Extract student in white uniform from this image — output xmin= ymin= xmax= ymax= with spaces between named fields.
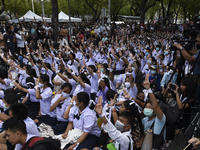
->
xmin=84 ymin=64 xmax=98 ymax=101
xmin=34 ymin=74 xmax=57 ymax=126
xmin=94 ymin=98 xmax=133 ymax=150
xmin=50 ymin=82 xmax=72 ymax=135
xmin=62 ymin=92 xmax=101 ymax=150
xmin=0 ymin=69 xmax=12 ymax=90
xmin=13 ymin=77 xmax=40 ymax=120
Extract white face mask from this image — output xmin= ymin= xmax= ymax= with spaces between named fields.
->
xmin=38 ymin=83 xmax=44 ymax=88
xmin=125 ymin=82 xmax=131 ymax=88
xmin=62 ymin=92 xmax=70 ymax=98
xmin=169 ymin=69 xmax=174 ymax=74
xmin=115 ymin=120 xmax=125 ymax=132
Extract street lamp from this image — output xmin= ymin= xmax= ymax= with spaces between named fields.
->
xmin=41 ymin=0 xmax=45 ymax=17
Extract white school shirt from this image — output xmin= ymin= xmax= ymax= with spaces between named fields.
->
xmin=67 ymin=60 xmax=79 ymax=75
xmin=88 ymin=73 xmax=98 ymax=94
xmin=102 ymin=119 xmax=133 ymax=150
xmin=46 ymin=69 xmax=54 ymax=84
xmin=115 ymin=59 xmax=123 ymax=70
xmin=53 ymin=75 xmax=65 ymax=93
xmin=51 ymin=94 xmax=71 ymax=122
xmin=0 ymin=90 xmax=3 ymax=98
xmin=73 ymin=84 xmax=91 ymax=99
xmin=15 ymin=33 xmax=25 ymax=48
xmin=0 ymin=78 xmax=12 ymax=90
xmin=32 ymin=65 xmax=40 ymax=77
xmin=40 ymin=87 xmax=56 ymax=118
xmin=69 ymin=106 xmax=101 ymax=137
xmin=26 ymin=89 xmax=40 ymax=102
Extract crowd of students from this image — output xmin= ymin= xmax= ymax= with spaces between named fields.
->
xmin=0 ymin=20 xmax=199 ymax=150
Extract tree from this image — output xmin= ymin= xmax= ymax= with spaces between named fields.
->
xmin=129 ymin=0 xmax=159 ymax=24
xmin=51 ymin=0 xmax=59 ymax=42
xmin=5 ymin=0 xmax=30 ymax=18
xmin=0 ymin=0 xmax=5 ymax=15
xmin=110 ymin=0 xmax=127 ymax=21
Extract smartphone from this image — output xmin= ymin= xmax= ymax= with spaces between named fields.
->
xmin=170 ymin=84 xmax=176 ymax=90
xmin=183 ymin=143 xmax=193 ymax=150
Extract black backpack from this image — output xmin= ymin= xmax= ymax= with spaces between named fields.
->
xmin=22 ymin=137 xmax=61 ymax=150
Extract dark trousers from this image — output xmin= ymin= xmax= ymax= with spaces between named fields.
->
xmin=52 ymin=121 xmax=68 ymax=135
xmin=37 ymin=115 xmax=58 ymax=126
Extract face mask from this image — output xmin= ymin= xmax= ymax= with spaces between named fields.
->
xmin=171 ymin=51 xmax=175 ymax=54
xmin=96 ymin=50 xmax=98 ymax=53
xmin=76 ymin=82 xmax=80 ymax=85
xmin=108 ymin=101 xmax=111 ymax=104
xmin=169 ymin=69 xmax=174 ymax=74
xmin=143 ymin=108 xmax=154 ymax=117
xmin=28 ymin=62 xmax=32 ymax=66
xmin=3 ymin=103 xmax=8 ymax=109
xmin=101 ymin=69 xmax=104 ymax=73
xmin=39 ymin=83 xmax=44 ymax=88
xmin=147 ymin=60 xmax=151 ymax=64
xmin=164 ymin=51 xmax=168 ymax=55
xmin=151 ymin=70 xmax=156 ymax=75
xmin=115 ymin=120 xmax=125 ymax=132
xmin=62 ymin=92 xmax=70 ymax=98
xmin=42 ymin=68 xmax=46 ymax=73
xmin=136 ymin=97 xmax=143 ymax=102
xmin=156 ymin=48 xmax=159 ymax=51
xmin=125 ymin=82 xmax=130 ymax=88
xmin=145 ymin=52 xmax=149 ymax=56
xmin=132 ymin=67 xmax=135 ymax=71
xmin=135 ymin=50 xmax=138 ymax=53
xmin=73 ymin=100 xmax=77 ymax=106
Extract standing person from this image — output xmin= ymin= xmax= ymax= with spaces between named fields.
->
xmin=14 ymin=28 xmax=25 ymax=55
xmin=3 ymin=26 xmax=16 ymax=55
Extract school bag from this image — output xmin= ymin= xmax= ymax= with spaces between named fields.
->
xmin=22 ymin=137 xmax=61 ymax=150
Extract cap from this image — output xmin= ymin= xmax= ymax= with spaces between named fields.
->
xmin=150 ymin=65 xmax=157 ymax=70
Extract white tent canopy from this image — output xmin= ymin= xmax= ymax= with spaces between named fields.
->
xmin=58 ymin=11 xmax=81 ymax=22
xmin=9 ymin=10 xmax=51 ymax=23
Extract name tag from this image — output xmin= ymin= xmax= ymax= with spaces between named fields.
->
xmin=7 ymin=39 xmax=10 ymax=43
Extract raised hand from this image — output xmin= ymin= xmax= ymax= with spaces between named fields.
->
xmin=143 ymin=74 xmax=150 ymax=90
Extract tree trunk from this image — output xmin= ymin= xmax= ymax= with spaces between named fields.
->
xmin=51 ymin=0 xmax=59 ymax=42
xmin=0 ymin=0 xmax=5 ymax=15
xmin=140 ymin=0 xmax=147 ymax=24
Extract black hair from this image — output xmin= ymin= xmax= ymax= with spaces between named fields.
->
xmin=181 ymin=77 xmax=195 ymax=97
xmin=26 ymin=77 xmax=35 ymax=89
xmin=79 ymin=73 xmax=91 ymax=86
xmin=65 ymin=70 xmax=72 ymax=78
xmin=40 ymin=74 xmax=49 ymax=84
xmin=0 ymin=69 xmax=8 ymax=79
xmin=61 ymin=82 xmax=72 ymax=91
xmin=123 ymin=100 xmax=144 ymax=135
xmin=27 ymin=69 xmax=37 ymax=78
xmin=44 ymin=63 xmax=51 ymax=70
xmin=36 ymin=60 xmax=42 ymax=64
xmin=77 ymin=92 xmax=89 ymax=107
xmin=88 ymin=65 xmax=97 ymax=72
xmin=9 ymin=103 xmax=29 ymax=120
xmin=20 ymin=63 xmax=25 ymax=68
xmin=135 ymin=60 xmax=141 ymax=68
xmin=4 ymin=88 xmax=17 ymax=96
xmin=144 ymin=100 xmax=152 ymax=108
xmin=4 ymin=93 xmax=18 ymax=105
xmin=3 ymin=117 xmax=27 ymax=135
xmin=24 ymin=65 xmax=31 ymax=71
xmin=70 ymin=53 xmax=76 ymax=60
xmin=119 ymin=112 xmax=134 ymax=126
xmin=102 ymin=77 xmax=111 ymax=90
xmin=6 ymin=26 xmax=11 ymax=31
xmin=106 ymin=89 xmax=117 ymax=101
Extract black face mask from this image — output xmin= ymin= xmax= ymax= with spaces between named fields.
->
xmin=197 ymin=44 xmax=200 ymax=49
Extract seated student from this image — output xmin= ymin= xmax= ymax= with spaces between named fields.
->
xmin=3 ymin=117 xmax=37 ymax=149
xmin=34 ymin=74 xmax=57 ymax=126
xmin=0 ymin=103 xmax=39 ymax=150
xmin=94 ymin=98 xmax=134 ymax=150
xmin=62 ymin=92 xmax=101 ymax=150
xmin=50 ymin=83 xmax=72 ymax=135
xmin=13 ymin=77 xmax=40 ymax=120
xmin=0 ymin=69 xmax=12 ymax=90
xmin=96 ymin=77 xmax=111 ymax=107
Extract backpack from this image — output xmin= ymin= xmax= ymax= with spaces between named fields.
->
xmin=159 ymin=98 xmax=180 ymax=140
xmin=22 ymin=137 xmax=61 ymax=150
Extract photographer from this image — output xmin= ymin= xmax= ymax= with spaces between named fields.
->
xmin=174 ymin=34 xmax=200 ymax=113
